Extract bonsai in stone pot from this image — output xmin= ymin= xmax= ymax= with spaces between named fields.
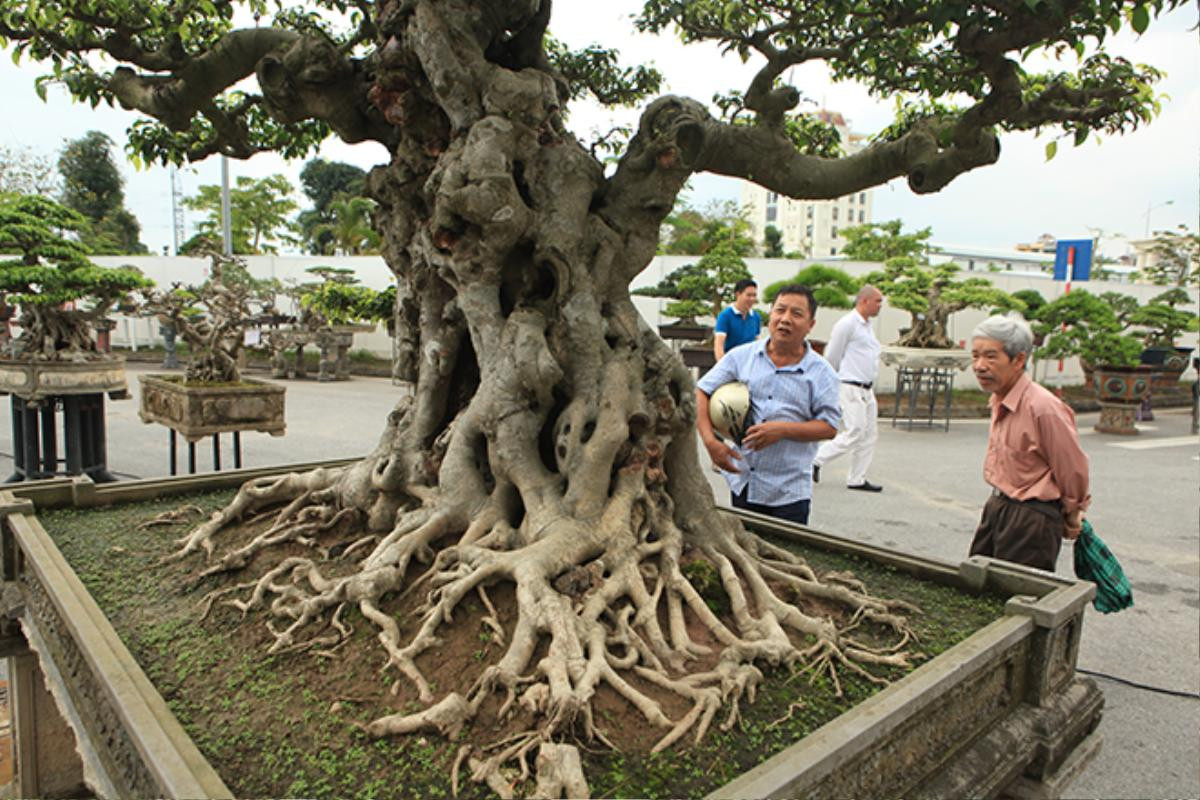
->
xmin=865 ymin=256 xmax=1022 ymax=350
xmin=634 ymin=243 xmax=754 ymax=368
xmin=1130 ymin=287 xmax=1198 ymax=385
xmin=0 ymin=195 xmax=151 ymax=366
xmin=1034 ymin=290 xmax=1146 ymax=434
xmin=293 ymin=266 xmax=390 ymax=381
xmin=137 ymin=252 xmax=285 ymax=444
xmin=0 ymin=194 xmax=152 ymax=481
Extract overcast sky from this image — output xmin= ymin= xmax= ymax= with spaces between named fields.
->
xmin=0 ymin=2 xmax=1195 ymax=258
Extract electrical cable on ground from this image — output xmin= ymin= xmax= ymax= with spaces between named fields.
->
xmin=1077 ymin=667 xmax=1200 ymax=700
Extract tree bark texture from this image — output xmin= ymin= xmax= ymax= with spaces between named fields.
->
xmin=173 ymin=2 xmax=918 ymax=794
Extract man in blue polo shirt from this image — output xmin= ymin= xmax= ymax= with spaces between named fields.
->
xmin=697 ymin=284 xmax=841 ymax=525
xmin=713 ymin=279 xmax=761 ymax=361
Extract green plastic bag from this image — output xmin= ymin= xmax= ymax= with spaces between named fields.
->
xmin=1073 ymin=520 xmax=1134 ymax=613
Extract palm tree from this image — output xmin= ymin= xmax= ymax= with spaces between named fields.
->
xmin=313 ymin=195 xmax=379 ymax=255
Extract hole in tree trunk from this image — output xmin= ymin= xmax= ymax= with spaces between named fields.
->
xmin=473 ymin=433 xmax=495 ymax=493
xmin=538 ymin=388 xmax=568 ymax=474
xmin=512 ymin=160 xmax=533 ymax=208
xmin=435 ymin=335 xmax=479 ymax=440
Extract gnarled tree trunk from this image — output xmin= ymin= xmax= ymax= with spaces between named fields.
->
xmin=173 ymin=3 xmax=916 ymax=794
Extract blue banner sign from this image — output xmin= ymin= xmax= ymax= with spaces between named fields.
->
xmin=1053 ymin=239 xmax=1093 ymax=282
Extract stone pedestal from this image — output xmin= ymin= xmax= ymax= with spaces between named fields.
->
xmin=1092 ymin=366 xmax=1155 ymax=435
xmin=138 ymin=375 xmax=286 ymax=442
xmin=0 ymin=359 xmax=127 ymax=483
xmin=880 ymin=347 xmax=972 ymax=430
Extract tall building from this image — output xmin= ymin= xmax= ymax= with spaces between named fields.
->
xmin=741 ymin=111 xmax=874 ymax=258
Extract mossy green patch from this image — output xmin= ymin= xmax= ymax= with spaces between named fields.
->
xmin=39 ymin=494 xmax=1005 ymax=799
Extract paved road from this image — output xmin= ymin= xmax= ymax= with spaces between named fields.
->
xmin=704 ymin=402 xmax=1200 ymax=799
xmin=2 ymin=361 xmax=1197 ymax=798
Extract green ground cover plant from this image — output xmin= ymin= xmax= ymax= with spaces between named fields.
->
xmin=40 ymin=492 xmax=1004 ymax=799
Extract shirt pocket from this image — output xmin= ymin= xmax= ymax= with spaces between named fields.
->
xmin=1005 ymin=427 xmax=1046 ymax=477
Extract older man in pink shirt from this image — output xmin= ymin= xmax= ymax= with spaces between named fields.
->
xmin=969 ymin=315 xmax=1090 ymax=571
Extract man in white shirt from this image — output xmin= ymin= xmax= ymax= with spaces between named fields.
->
xmin=813 ymin=285 xmax=885 ymax=492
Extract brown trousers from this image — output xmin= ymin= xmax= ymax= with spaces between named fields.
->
xmin=969 ymin=492 xmax=1063 ymax=572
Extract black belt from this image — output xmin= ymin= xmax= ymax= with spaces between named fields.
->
xmin=991 ymin=488 xmax=1063 ymax=518
xmin=842 ymin=380 xmax=872 ymax=389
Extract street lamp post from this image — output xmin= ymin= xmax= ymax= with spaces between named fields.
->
xmin=1144 ymin=199 xmax=1174 ymax=237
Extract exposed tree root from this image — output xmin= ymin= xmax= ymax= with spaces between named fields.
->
xmin=177 ymin=449 xmax=922 ymax=797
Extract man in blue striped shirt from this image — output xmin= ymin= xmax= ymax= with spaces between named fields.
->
xmin=696 ymin=285 xmax=841 ymax=525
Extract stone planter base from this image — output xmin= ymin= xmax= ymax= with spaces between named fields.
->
xmin=1092 ymin=366 xmax=1156 ymax=435
xmin=1095 ymin=402 xmax=1140 ymax=435
xmin=880 ymin=345 xmax=973 ymax=371
xmin=0 ymin=358 xmax=128 ymax=402
xmin=138 ymin=374 xmax=285 ymax=442
xmin=0 ymin=470 xmax=1104 ymax=799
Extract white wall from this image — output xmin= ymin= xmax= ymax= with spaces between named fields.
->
xmin=94 ymin=254 xmax=395 ymax=357
xmin=92 ymin=254 xmax=1198 ymax=392
xmin=633 ymin=255 xmax=1200 ymax=392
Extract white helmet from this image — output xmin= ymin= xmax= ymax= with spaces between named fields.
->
xmin=709 ymin=381 xmax=751 ymax=444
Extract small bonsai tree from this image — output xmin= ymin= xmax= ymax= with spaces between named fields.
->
xmin=0 ymin=194 xmax=152 ymax=360
xmin=763 ymin=264 xmax=859 ymax=310
xmin=141 ymin=252 xmax=274 ymax=383
xmin=297 ymin=266 xmax=392 ymax=328
xmin=1033 ymin=290 xmax=1142 ymax=368
xmin=634 ymin=242 xmax=753 ymax=323
xmin=1129 ymin=287 xmax=1199 ymax=349
xmin=865 ymin=257 xmax=1022 ymax=348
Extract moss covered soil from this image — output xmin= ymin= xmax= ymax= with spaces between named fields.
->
xmin=38 ymin=490 xmax=1005 ymax=799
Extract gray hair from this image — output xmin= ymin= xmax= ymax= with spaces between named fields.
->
xmin=972 ymin=314 xmax=1034 ymax=359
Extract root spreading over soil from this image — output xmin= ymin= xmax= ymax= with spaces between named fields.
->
xmin=166 ymin=440 xmax=922 ymax=798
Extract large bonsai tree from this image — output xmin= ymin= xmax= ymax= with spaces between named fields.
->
xmin=0 ymin=194 xmax=151 ymax=359
xmin=1 ymin=0 xmax=1179 ymax=793
xmin=1033 ymin=289 xmax=1142 ymax=368
xmin=867 ymin=256 xmax=1022 ymax=348
xmin=1130 ymin=287 xmax=1198 ymax=350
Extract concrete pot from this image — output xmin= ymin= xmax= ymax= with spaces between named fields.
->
xmin=880 ymin=345 xmax=973 ymax=371
xmin=1093 ymin=365 xmax=1156 ymax=435
xmin=0 ymin=357 xmax=128 ymax=402
xmin=0 ymin=468 xmax=1103 ymax=800
xmin=138 ymin=374 xmax=286 ymax=442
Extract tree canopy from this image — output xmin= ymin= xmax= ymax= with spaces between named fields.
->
xmin=1139 ymin=226 xmax=1200 ymax=287
xmin=658 ymin=200 xmax=756 ymax=256
xmin=182 ymin=173 xmax=299 ymax=254
xmin=764 ymin=264 xmax=859 ymax=310
xmin=866 ymin=256 xmax=1022 ymax=348
xmin=0 ymin=193 xmax=152 ymax=357
xmin=633 ymin=243 xmax=753 ymax=321
xmin=841 ymin=220 xmax=932 ymax=263
xmin=1033 ymin=289 xmax=1142 ymax=367
xmin=58 ymin=130 xmax=149 ymax=254
xmin=0 ymin=144 xmax=58 ymax=196
xmin=297 ymin=157 xmax=369 ymax=254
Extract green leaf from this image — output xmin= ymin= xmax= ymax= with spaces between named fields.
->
xmin=1044 ymin=140 xmax=1058 ymax=160
xmin=1073 ymin=129 xmax=1088 ymax=147
xmin=1131 ymin=4 xmax=1149 ymax=34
